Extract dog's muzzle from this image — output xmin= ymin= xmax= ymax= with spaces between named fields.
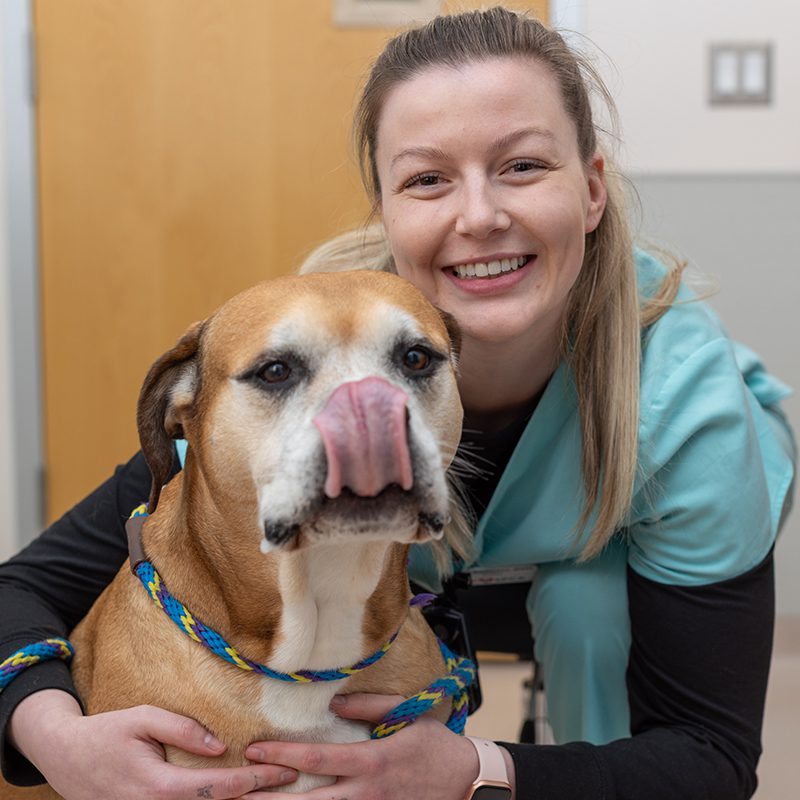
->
xmin=260 ymin=376 xmax=446 ymax=550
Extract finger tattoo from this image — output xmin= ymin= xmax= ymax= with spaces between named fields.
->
xmin=196 ymin=786 xmax=214 ymax=798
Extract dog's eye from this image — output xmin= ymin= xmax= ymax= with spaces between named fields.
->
xmin=392 ymin=341 xmax=443 ymax=383
xmin=257 ymin=360 xmax=291 ymax=384
xmin=402 ymin=347 xmax=432 ymax=372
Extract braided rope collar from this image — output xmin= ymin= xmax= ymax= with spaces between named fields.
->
xmin=126 ymin=504 xmax=475 ymax=736
xmin=127 ymin=505 xmax=399 ymax=683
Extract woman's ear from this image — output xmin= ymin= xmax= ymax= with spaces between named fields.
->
xmin=584 ymin=152 xmax=607 ymax=234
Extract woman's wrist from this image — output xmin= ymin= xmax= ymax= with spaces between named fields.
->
xmin=8 ymin=689 xmax=83 ymax=768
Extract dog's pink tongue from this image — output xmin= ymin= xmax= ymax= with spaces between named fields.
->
xmin=313 ymin=376 xmax=413 ymax=498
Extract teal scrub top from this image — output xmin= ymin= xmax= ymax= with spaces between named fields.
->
xmin=410 ymin=250 xmax=795 ymax=590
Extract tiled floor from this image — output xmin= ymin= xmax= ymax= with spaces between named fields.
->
xmin=756 ymin=617 xmax=800 ymax=798
xmin=464 ymin=616 xmax=800 ymax=798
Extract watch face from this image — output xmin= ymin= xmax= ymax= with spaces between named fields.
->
xmin=473 ymin=786 xmax=513 ymax=800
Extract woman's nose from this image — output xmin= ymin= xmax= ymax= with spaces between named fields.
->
xmin=454 ymin=180 xmax=511 ymax=238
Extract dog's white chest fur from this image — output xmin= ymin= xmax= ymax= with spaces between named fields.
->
xmin=254 ymin=542 xmax=387 ymax=791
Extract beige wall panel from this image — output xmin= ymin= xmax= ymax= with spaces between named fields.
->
xmin=34 ymin=0 xmax=547 ymax=520
xmin=445 ymin=1 xmax=547 ymax=16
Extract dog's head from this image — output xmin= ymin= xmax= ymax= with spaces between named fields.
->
xmin=137 ymin=270 xmax=465 ymax=558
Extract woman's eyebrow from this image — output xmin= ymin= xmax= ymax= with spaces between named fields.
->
xmin=490 ymin=126 xmax=556 ymax=154
xmin=390 ymin=127 xmax=556 ymax=168
xmin=391 ymin=146 xmax=451 ymax=168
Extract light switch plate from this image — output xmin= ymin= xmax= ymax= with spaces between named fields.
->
xmin=709 ymin=43 xmax=772 ymax=105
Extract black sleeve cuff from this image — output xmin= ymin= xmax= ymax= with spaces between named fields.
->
xmin=0 ymin=657 xmax=83 ymax=786
xmin=500 ymin=741 xmax=612 ymax=799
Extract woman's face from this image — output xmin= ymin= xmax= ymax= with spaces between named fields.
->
xmin=374 ymin=57 xmax=606 ymax=350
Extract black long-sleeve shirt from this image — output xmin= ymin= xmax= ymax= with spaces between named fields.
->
xmin=0 ymin=446 xmax=775 ymax=798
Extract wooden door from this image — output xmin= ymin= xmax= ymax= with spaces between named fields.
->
xmin=33 ymin=0 xmax=547 ymax=521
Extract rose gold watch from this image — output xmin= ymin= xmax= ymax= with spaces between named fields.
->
xmin=464 ymin=736 xmax=513 ymax=800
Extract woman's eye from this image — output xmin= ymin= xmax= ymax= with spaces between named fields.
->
xmin=404 ymin=172 xmax=441 ymax=189
xmin=508 ymin=159 xmax=546 ymax=174
xmin=402 ymin=347 xmax=432 ymax=372
xmin=257 ymin=361 xmax=291 ymax=383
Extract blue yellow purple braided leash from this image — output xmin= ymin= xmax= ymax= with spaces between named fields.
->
xmin=0 ymin=639 xmax=74 ymax=694
xmin=371 ymin=637 xmax=474 ymax=739
xmin=128 ymin=503 xmax=475 ymax=736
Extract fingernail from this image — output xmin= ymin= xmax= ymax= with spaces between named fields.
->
xmin=247 ymin=746 xmax=265 ymax=761
xmin=204 ymin=732 xmax=224 ymax=751
xmin=280 ymin=770 xmax=296 ymax=783
xmin=330 ymin=695 xmax=346 ymax=707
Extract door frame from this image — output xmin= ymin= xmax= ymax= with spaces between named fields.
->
xmin=0 ymin=0 xmax=44 ymax=552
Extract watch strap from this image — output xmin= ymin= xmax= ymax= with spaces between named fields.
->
xmin=464 ymin=736 xmax=512 ymax=798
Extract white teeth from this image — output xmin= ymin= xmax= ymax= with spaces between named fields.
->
xmin=452 ymin=255 xmax=528 ymax=280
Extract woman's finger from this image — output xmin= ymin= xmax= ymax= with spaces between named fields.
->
xmin=329 ymin=692 xmax=406 ymax=722
xmin=129 ymin=705 xmax=228 ymax=757
xmin=246 ymin=739 xmax=376 ymax=778
xmin=158 ymin=761 xmax=298 ymax=799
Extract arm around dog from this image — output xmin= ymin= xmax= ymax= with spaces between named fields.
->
xmin=241 ymin=552 xmax=773 ymax=800
xmin=0 ymin=449 xmax=173 ymax=784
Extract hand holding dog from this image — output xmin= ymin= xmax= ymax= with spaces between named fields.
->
xmin=8 ymin=690 xmax=298 ymax=799
xmin=242 ymin=693 xmax=516 ymax=800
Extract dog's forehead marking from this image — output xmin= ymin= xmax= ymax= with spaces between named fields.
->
xmin=266 ymin=297 xmax=429 ymax=354
xmin=212 ymin=282 xmax=448 ymax=375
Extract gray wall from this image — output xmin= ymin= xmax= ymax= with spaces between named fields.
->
xmin=633 ymin=173 xmax=800 ymax=614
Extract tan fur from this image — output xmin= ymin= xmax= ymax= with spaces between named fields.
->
xmin=3 ymin=271 xmax=462 ymax=798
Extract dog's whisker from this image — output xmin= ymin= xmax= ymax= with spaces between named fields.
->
xmin=446 ymin=453 xmax=493 ymax=481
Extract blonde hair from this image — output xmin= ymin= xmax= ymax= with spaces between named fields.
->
xmin=301 ymin=7 xmax=681 ymax=560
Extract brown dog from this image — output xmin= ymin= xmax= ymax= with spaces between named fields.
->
xmin=3 ymin=270 xmax=468 ymax=798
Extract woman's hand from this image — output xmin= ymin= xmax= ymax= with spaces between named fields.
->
xmin=8 ymin=689 xmax=298 ymax=799
xmin=242 ymin=693 xmax=484 ymax=800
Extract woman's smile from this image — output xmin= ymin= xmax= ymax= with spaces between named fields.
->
xmin=445 ymin=254 xmax=536 ymax=295
xmin=448 ymin=254 xmax=530 ymax=280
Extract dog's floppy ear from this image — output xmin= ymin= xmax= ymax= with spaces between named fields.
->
xmin=435 ymin=307 xmax=461 ymax=361
xmin=137 ymin=320 xmax=206 ymax=513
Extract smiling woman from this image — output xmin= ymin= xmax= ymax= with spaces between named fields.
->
xmin=350 ymin=19 xmax=656 ymax=563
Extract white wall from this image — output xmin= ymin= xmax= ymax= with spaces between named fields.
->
xmin=575 ymin=0 xmax=800 ymax=173
xmin=0 ymin=49 xmax=19 ymax=562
